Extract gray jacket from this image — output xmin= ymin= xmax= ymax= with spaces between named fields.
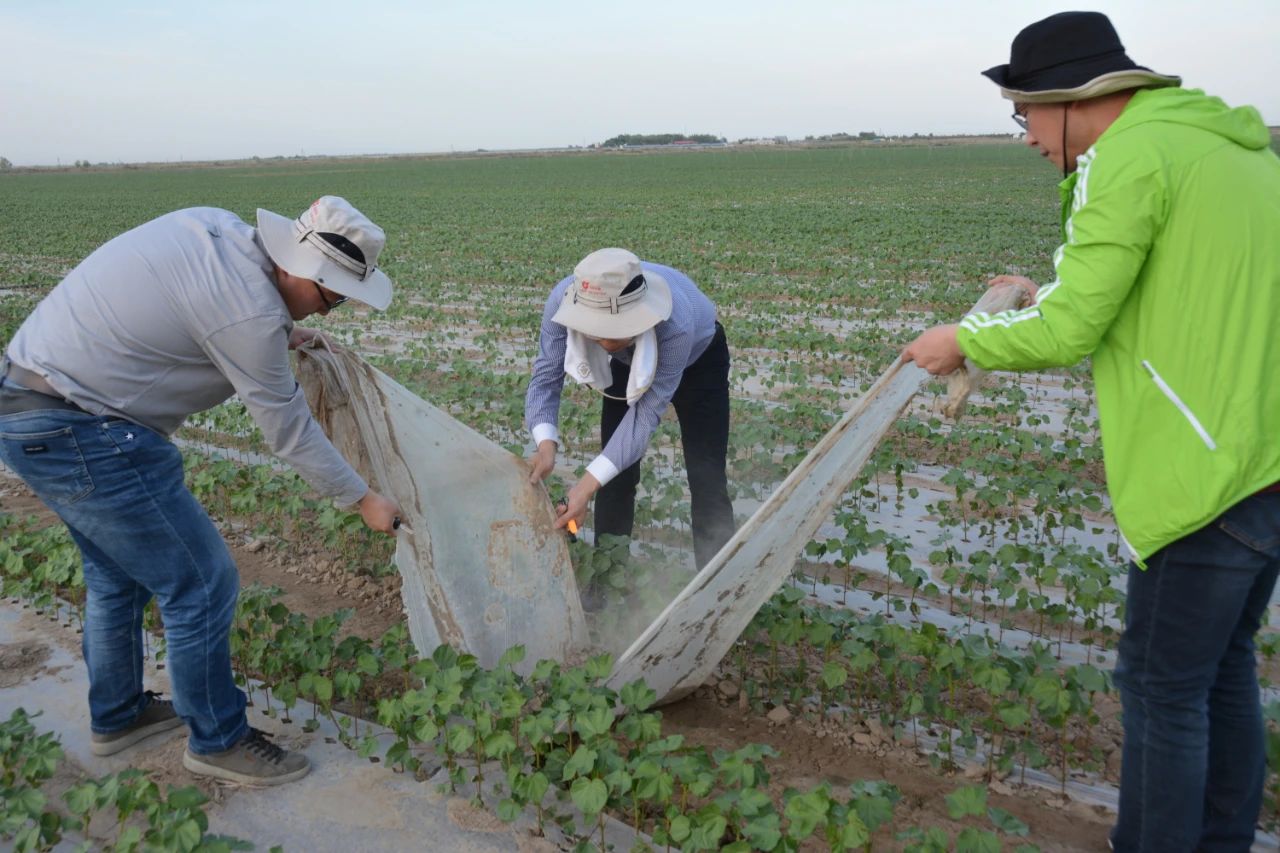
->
xmin=6 ymin=207 xmax=366 ymax=505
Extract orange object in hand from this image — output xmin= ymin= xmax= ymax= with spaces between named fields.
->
xmin=557 ymin=498 xmax=579 ymax=542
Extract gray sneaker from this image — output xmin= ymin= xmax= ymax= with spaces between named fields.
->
xmin=91 ymin=691 xmax=185 ymax=756
xmin=183 ymin=728 xmax=310 ymax=786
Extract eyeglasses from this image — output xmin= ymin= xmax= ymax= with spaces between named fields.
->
xmin=313 ymin=282 xmax=349 ymax=311
xmin=1011 ymin=105 xmax=1030 ymax=132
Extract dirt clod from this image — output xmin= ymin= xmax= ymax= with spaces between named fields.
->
xmin=446 ymin=797 xmax=507 ymax=833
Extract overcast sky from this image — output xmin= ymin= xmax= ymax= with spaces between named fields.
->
xmin=2 ymin=0 xmax=1276 ymax=166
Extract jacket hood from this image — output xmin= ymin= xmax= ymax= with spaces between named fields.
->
xmin=1107 ymin=87 xmax=1272 ymax=150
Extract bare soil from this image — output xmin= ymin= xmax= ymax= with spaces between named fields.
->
xmin=659 ymin=693 xmax=1114 ymax=852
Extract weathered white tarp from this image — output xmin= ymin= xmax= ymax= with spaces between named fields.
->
xmin=296 ymin=344 xmax=589 ymax=673
xmin=605 ymin=284 xmax=1030 ymax=704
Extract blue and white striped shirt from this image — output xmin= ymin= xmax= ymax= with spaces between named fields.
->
xmin=525 ymin=262 xmax=717 ymax=486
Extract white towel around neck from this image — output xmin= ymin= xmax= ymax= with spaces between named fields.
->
xmin=563 ymin=329 xmax=658 ymax=405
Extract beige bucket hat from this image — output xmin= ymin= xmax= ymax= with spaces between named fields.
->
xmin=257 ymin=196 xmax=393 ymax=310
xmin=551 ymin=248 xmax=672 ymax=339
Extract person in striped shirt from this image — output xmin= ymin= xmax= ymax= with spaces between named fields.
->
xmin=525 ymin=248 xmax=735 ymax=587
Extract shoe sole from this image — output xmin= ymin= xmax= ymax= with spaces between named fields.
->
xmin=91 ymin=716 xmax=185 ymax=756
xmin=182 ymin=750 xmax=312 ymax=786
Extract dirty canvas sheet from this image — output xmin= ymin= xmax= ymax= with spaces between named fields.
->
xmin=605 ymin=285 xmax=1028 ymax=704
xmin=296 ymin=344 xmax=589 ymax=673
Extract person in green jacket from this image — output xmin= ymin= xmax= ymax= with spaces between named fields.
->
xmin=902 ymin=12 xmax=1280 ymax=853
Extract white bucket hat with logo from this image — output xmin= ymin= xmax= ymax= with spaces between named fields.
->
xmin=257 ymin=196 xmax=394 ymax=310
xmin=551 ymin=248 xmax=672 ymax=339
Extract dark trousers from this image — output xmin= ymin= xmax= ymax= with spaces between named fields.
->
xmin=596 ymin=323 xmax=735 ymax=569
xmin=1110 ymin=490 xmax=1280 ymax=853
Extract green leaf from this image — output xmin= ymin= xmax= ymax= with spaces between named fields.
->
xmin=497 ymin=645 xmax=526 ymax=669
xmin=583 ymin=653 xmax=614 ymax=681
xmin=413 ymin=717 xmax=439 ymax=743
xmin=617 ymin=711 xmax=661 ymax=744
xmin=731 ymin=786 xmax=772 ymax=818
xmin=64 ymin=783 xmax=98 ymax=817
xmin=997 ymin=704 xmax=1031 ymax=730
xmin=116 ymin=824 xmax=143 ymax=851
xmin=497 ymin=798 xmax=522 ymax=822
xmin=821 ymin=661 xmax=848 ymax=689
xmin=173 ymin=816 xmax=204 ymax=851
xmin=310 ymin=675 xmax=333 ymax=704
xmin=955 ymin=827 xmax=1001 ymax=853
xmin=569 ymin=777 xmax=608 ymax=815
xmin=13 ymin=787 xmax=45 ymax=818
xmin=1072 ymin=664 xmax=1108 ymax=694
xmin=852 ymin=793 xmax=897 ymax=834
xmin=632 ymin=761 xmax=673 ymax=802
xmin=575 ymin=707 xmax=615 ymax=740
xmin=945 ymin=785 xmax=987 ymax=820
xmin=604 ymin=768 xmax=633 ymax=795
xmin=334 ymin=671 xmax=361 ymax=698
xmin=690 ymin=811 xmax=729 ymax=849
xmin=668 ymin=815 xmax=692 ymax=842
xmin=784 ymin=789 xmax=830 ymax=839
xmin=619 ymin=680 xmax=657 ymax=711
xmin=357 ymin=733 xmax=380 ymax=758
xmin=356 ymin=652 xmax=380 ymax=676
xmin=837 ymin=812 xmax=871 ymax=850
xmin=987 ymin=806 xmax=1029 ymax=836
xmin=483 ymin=731 xmax=516 ymax=759
xmin=166 ymin=786 xmax=208 ymax=810
xmin=1029 ymin=677 xmax=1069 ymax=716
xmin=446 ymin=725 xmax=475 ymax=754
xmin=526 ymin=772 xmax=549 ymax=803
xmin=972 ymin=665 xmax=1010 ymax=695
xmin=562 ymin=746 xmax=598 ymax=781
xmin=742 ymin=811 xmax=782 ymax=851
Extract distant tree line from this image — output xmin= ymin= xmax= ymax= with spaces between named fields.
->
xmin=802 ymin=132 xmax=880 ymax=141
xmin=599 ymin=134 xmax=726 ymax=148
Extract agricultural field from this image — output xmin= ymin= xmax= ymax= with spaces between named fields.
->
xmin=2 ymin=143 xmax=1277 ymax=852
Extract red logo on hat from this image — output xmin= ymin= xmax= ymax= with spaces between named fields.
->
xmin=581 ymin=280 xmax=591 ymax=290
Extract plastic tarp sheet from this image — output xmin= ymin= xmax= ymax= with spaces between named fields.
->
xmin=605 ymin=284 xmax=1029 ymax=703
xmin=296 ymin=344 xmax=589 ymax=674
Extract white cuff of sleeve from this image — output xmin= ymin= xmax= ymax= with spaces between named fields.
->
xmin=586 ymin=455 xmax=620 ymax=488
xmin=531 ymin=423 xmax=560 ymax=448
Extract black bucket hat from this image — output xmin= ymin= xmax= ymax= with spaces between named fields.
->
xmin=982 ymin=11 xmax=1180 ymax=103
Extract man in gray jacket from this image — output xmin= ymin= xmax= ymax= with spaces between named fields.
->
xmin=0 ymin=196 xmax=399 ymax=785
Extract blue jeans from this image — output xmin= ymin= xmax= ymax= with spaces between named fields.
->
xmin=0 ymin=405 xmax=248 ymax=754
xmin=1110 ymin=491 xmax=1280 ymax=852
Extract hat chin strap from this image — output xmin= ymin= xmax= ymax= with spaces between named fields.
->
xmin=1061 ymin=104 xmax=1070 ymax=179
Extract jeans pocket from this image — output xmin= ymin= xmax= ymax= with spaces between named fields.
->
xmin=0 ymin=425 xmax=95 ymax=505
xmin=1216 ymin=495 xmax=1280 ymax=555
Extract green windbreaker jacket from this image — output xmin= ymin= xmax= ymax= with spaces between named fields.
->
xmin=956 ymin=87 xmax=1280 ymax=564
